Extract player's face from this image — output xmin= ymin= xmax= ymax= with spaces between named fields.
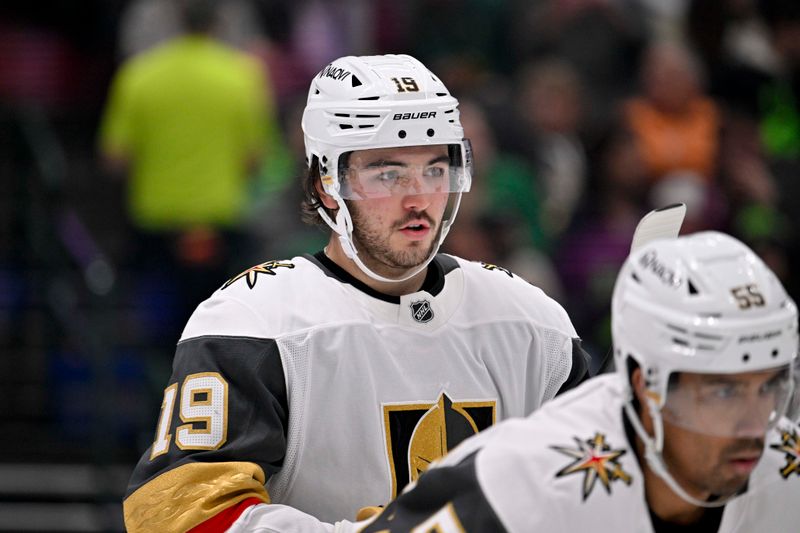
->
xmin=661 ymin=369 xmax=787 ymax=498
xmin=345 ymin=145 xmax=450 ymax=276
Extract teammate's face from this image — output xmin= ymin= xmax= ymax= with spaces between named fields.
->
xmin=345 ymin=145 xmax=450 ymax=276
xmin=659 ymin=370 xmax=785 ymax=498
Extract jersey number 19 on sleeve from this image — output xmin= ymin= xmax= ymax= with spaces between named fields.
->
xmin=150 ymin=372 xmax=229 ymax=460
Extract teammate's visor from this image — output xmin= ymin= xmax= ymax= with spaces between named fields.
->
xmin=788 ymin=357 xmax=800 ymax=423
xmin=661 ymin=364 xmax=794 ymax=438
xmin=338 ymin=141 xmax=472 ymax=200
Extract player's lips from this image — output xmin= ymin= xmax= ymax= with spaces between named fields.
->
xmin=727 ymin=451 xmax=762 ymax=475
xmin=398 ymin=220 xmax=431 ymax=240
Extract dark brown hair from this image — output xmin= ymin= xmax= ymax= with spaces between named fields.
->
xmin=300 ymin=154 xmax=351 ymax=228
xmin=300 ymin=156 xmax=337 ymax=228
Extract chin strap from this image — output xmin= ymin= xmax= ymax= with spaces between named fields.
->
xmin=624 ymin=396 xmax=735 ymax=508
xmin=317 ymin=191 xmax=464 ymax=284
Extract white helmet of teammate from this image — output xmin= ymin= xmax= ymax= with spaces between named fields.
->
xmin=612 ymin=231 xmax=798 ymax=506
xmin=302 ymin=54 xmax=473 ymax=283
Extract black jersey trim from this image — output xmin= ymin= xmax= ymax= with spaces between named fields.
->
xmin=305 ymin=251 xmax=452 ymax=303
xmin=176 ymin=334 xmax=282 ymax=346
xmin=648 ymin=505 xmax=724 ymax=533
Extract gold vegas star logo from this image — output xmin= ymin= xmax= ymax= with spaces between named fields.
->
xmin=770 ymin=429 xmax=800 ymax=479
xmin=552 ymin=432 xmax=633 ymax=500
xmin=222 ymin=261 xmax=295 ymax=290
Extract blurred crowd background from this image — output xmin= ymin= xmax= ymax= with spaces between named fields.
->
xmin=2 ymin=0 xmax=800 ymax=530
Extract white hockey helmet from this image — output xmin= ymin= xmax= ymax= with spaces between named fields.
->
xmin=302 ymin=54 xmax=473 ymax=282
xmin=613 ymin=231 xmax=798 ymax=505
xmin=613 ymin=231 xmax=797 ymax=403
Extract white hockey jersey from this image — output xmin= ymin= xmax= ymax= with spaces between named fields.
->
xmin=122 ymin=252 xmax=587 ymax=532
xmin=358 ymin=373 xmax=800 ymax=532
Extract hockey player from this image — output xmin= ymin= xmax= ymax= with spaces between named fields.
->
xmin=122 ymin=54 xmax=589 ymax=532
xmin=356 ymin=231 xmax=800 ymax=532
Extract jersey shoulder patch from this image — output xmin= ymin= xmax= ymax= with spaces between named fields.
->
xmin=768 ymin=423 xmax=800 ymax=480
xmin=479 ymin=261 xmax=515 ymax=278
xmin=550 ymin=431 xmax=634 ymax=500
xmin=222 ymin=260 xmax=296 ymax=290
xmin=454 ymin=256 xmax=576 ymax=335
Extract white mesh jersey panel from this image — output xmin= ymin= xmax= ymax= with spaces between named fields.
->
xmin=541 ymin=330 xmax=573 ymax=402
xmin=265 ymin=332 xmax=311 ymax=503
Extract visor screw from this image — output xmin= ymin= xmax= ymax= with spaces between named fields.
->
xmin=772 ymin=349 xmax=779 ymax=358
xmin=398 ymin=130 xmax=407 ymax=139
xmin=427 ymin=128 xmax=435 ymax=137
xmin=742 ymin=353 xmax=750 ymax=362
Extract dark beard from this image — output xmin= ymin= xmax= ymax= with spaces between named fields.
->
xmin=679 ymin=438 xmax=765 ymax=498
xmin=350 ymin=206 xmax=440 ymax=271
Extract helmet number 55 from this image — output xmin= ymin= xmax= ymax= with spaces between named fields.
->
xmin=731 ymin=284 xmax=766 ymax=310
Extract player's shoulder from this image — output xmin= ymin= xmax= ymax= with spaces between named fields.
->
xmin=464 ymin=375 xmax=639 ymax=527
xmin=499 ymin=374 xmax=626 ymax=447
xmin=448 ymin=254 xmax=575 ymax=334
xmin=219 ymin=257 xmax=307 ymax=294
xmin=540 ymin=373 xmax=623 ymax=414
xmin=450 ymin=255 xmax=527 ymax=286
xmin=447 ymin=376 xmax=626 ymax=467
xmin=180 ymin=256 xmax=330 ymax=341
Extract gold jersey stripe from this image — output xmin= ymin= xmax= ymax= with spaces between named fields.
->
xmin=124 ymin=461 xmax=270 ymax=532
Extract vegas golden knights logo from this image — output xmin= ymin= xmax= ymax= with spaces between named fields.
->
xmin=383 ymin=393 xmax=496 ymax=498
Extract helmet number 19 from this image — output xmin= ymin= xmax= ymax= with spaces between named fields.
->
xmin=391 ymin=77 xmax=420 ymax=92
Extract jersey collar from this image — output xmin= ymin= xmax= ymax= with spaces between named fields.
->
xmin=308 ymin=250 xmax=450 ymax=304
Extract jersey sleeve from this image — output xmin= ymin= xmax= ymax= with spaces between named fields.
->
xmin=123 ymin=333 xmax=289 ymax=532
xmin=358 ymin=451 xmax=507 ymax=533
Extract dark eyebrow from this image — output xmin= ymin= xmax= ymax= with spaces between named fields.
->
xmin=428 ymin=155 xmax=450 ymax=165
xmin=362 ymin=154 xmax=450 ymax=169
xmin=364 ymin=159 xmax=406 ymax=169
xmin=698 ymin=376 xmax=739 ymax=386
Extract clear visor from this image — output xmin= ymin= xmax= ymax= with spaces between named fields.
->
xmin=788 ymin=357 xmax=800 ymax=423
xmin=337 ymin=141 xmax=473 ymax=200
xmin=661 ymin=364 xmax=795 ymax=438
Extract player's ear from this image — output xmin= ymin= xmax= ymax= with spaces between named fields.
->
xmin=315 ymin=178 xmax=338 ymax=210
xmin=631 ymin=368 xmax=646 ymax=404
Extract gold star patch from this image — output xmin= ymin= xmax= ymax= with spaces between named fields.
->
xmin=770 ymin=428 xmax=800 ymax=479
xmin=552 ymin=433 xmax=633 ymax=500
xmin=480 ymin=262 xmax=513 ymax=278
xmin=222 ymin=260 xmax=295 ymax=290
